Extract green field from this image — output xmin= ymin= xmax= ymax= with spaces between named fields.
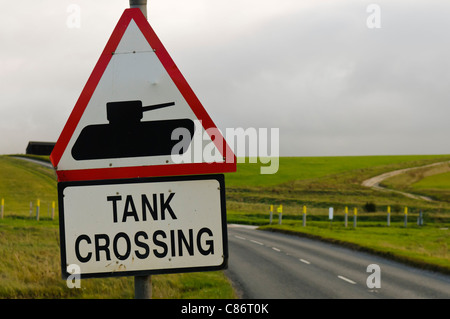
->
xmin=227 ymin=155 xmax=450 ymax=187
xmin=1 ymin=154 xmax=450 ymax=298
xmin=226 ymin=155 xmax=450 ymax=215
xmin=413 ymin=171 xmax=450 ymax=189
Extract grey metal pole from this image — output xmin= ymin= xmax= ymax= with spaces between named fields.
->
xmin=129 ymin=0 xmax=150 ymax=299
xmin=36 ymin=200 xmax=40 ymax=221
xmin=418 ymin=210 xmax=423 ymax=226
xmin=404 ymin=207 xmax=408 ymax=228
xmin=344 ymin=206 xmax=348 ymax=228
xmin=135 ymin=275 xmax=152 ymax=299
xmin=130 ymin=0 xmax=147 ymax=19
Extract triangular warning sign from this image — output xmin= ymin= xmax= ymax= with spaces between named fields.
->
xmin=51 ymin=8 xmax=236 ymax=182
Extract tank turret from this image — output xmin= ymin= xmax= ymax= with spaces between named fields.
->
xmin=71 ymin=100 xmax=195 ymax=160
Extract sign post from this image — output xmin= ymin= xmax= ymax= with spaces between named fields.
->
xmin=129 ymin=0 xmax=150 ymax=299
xmin=130 ymin=0 xmax=147 ymax=18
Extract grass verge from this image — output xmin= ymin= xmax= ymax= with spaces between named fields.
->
xmin=0 ymin=217 xmax=236 ymax=299
xmin=0 ymin=156 xmax=236 ymax=299
xmin=259 ymin=221 xmax=449 ymax=275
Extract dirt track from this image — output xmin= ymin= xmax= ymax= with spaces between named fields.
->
xmin=361 ymin=161 xmax=450 ymax=202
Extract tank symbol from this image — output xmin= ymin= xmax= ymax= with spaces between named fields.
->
xmin=71 ymin=100 xmax=195 ymax=160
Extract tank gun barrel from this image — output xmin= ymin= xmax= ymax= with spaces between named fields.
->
xmin=142 ymin=102 xmax=175 ymax=112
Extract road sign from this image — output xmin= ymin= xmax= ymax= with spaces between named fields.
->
xmin=50 ymin=8 xmax=236 ymax=182
xmin=59 ymin=174 xmax=227 ymax=278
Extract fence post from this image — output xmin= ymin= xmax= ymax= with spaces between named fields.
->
xmin=278 ymin=205 xmax=283 ymax=225
xmin=269 ymin=205 xmax=273 ymax=224
xmin=302 ymin=205 xmax=307 ymax=227
xmin=344 ymin=206 xmax=348 ymax=227
xmin=417 ymin=210 xmax=423 ymax=226
xmin=329 ymin=207 xmax=334 ymax=227
xmin=387 ymin=205 xmax=391 ymax=227
xmin=404 ymin=206 xmax=408 ymax=227
xmin=36 ymin=199 xmax=40 ymax=221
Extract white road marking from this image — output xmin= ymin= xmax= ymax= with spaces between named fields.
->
xmin=272 ymin=247 xmax=281 ymax=252
xmin=235 ymin=235 xmax=246 ymax=240
xmin=338 ymin=275 xmax=357 ymax=285
xmin=299 ymin=259 xmax=311 ymax=265
xmin=250 ymin=240 xmax=264 ymax=245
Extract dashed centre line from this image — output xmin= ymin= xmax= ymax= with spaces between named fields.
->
xmin=234 ymin=234 xmax=313 ymax=266
xmin=231 ymin=231 xmax=368 ymax=293
xmin=337 ymin=275 xmax=357 ymax=285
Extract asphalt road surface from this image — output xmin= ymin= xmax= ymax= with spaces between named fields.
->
xmin=226 ymin=225 xmax=450 ymax=299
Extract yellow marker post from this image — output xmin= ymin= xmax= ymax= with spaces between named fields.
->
xmin=1 ymin=198 xmax=4 ymax=219
xmin=302 ymin=205 xmax=307 ymax=227
xmin=353 ymin=207 xmax=357 ymax=228
xmin=51 ymin=201 xmax=55 ymax=220
xmin=36 ymin=199 xmax=40 ymax=221
xmin=404 ymin=206 xmax=408 ymax=227
xmin=387 ymin=205 xmax=391 ymax=226
xmin=277 ymin=205 xmax=283 ymax=224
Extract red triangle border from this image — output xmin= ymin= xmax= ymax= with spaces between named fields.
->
xmin=50 ymin=8 xmax=236 ymax=182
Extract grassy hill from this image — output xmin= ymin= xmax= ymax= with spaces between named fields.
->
xmin=0 ymin=156 xmax=58 ymax=219
xmin=226 ymin=155 xmax=450 ymax=187
xmin=225 ymin=155 xmax=450 ymax=216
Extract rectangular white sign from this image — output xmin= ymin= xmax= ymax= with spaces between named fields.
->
xmin=58 ymin=174 xmax=227 ymax=278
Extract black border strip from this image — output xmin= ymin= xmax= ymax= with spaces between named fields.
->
xmin=58 ymin=174 xmax=227 ymax=279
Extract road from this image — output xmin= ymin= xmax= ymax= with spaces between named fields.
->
xmin=12 ymin=156 xmax=54 ymax=169
xmin=226 ymin=225 xmax=450 ymax=299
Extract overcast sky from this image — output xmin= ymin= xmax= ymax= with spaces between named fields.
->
xmin=1 ymin=0 xmax=450 ymax=156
